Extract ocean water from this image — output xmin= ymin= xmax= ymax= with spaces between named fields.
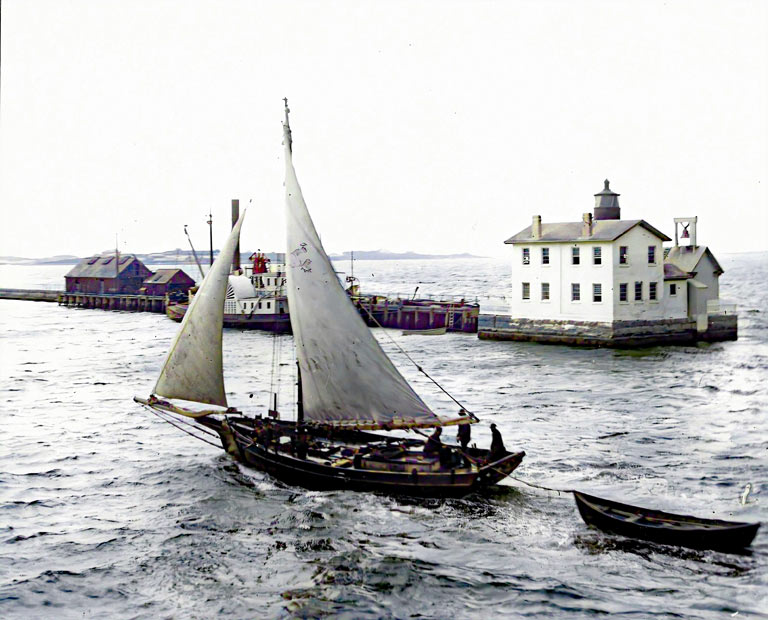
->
xmin=1 ymin=254 xmax=766 ymax=619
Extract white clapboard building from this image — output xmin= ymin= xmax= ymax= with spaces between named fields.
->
xmin=483 ymin=180 xmax=735 ymax=346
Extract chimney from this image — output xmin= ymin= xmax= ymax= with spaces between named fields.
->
xmin=582 ymin=212 xmax=593 ymax=237
xmin=231 ymin=199 xmax=241 ymax=273
xmin=532 ymin=215 xmax=542 ymax=240
xmin=594 ymin=179 xmax=621 ymax=220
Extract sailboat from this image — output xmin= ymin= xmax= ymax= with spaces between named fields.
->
xmin=135 ymin=101 xmax=524 ymax=497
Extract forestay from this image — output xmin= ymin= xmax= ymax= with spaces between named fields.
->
xmin=153 ymin=212 xmax=246 ymax=407
xmin=282 ymin=113 xmax=441 ymax=430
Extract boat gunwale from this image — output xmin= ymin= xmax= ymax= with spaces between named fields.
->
xmin=214 ymin=417 xmax=524 ymax=496
xmin=574 ymin=491 xmax=758 ymax=529
xmin=573 ymin=490 xmax=760 ymax=550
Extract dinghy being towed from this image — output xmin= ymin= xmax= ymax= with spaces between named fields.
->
xmin=574 ymin=491 xmax=760 ymax=551
xmin=135 ymin=102 xmax=524 ymax=497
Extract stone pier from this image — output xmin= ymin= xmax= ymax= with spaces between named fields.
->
xmin=478 ymin=314 xmax=737 ymax=347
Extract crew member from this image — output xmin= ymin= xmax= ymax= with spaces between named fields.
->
xmin=489 ymin=423 xmax=506 ymax=461
xmin=457 ymin=423 xmax=471 ymax=451
xmin=424 ymin=427 xmax=442 ymax=456
xmin=295 ymin=427 xmax=309 ymax=460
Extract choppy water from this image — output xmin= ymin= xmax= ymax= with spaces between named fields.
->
xmin=1 ymin=254 xmax=767 ymax=619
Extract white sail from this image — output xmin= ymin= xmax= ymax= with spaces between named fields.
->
xmin=283 ymin=114 xmax=440 ymax=430
xmin=153 ymin=212 xmax=247 ymax=407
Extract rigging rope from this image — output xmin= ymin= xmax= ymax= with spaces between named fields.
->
xmin=508 ymin=475 xmax=574 ymax=496
xmin=144 ymin=405 xmax=223 ymax=449
xmin=357 ymin=302 xmax=477 ymax=419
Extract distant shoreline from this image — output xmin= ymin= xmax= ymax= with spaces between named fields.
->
xmin=0 ymin=249 xmax=485 ymax=266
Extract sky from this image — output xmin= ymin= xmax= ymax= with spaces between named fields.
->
xmin=1 ymin=0 xmax=766 ymax=259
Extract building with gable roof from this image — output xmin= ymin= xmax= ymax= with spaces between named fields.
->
xmin=141 ymin=268 xmax=196 ymax=297
xmin=65 ymin=253 xmax=153 ymax=294
xmin=479 ymin=181 xmax=736 ymax=346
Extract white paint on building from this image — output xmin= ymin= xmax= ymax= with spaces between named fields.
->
xmin=504 ymin=182 xmax=726 ymax=326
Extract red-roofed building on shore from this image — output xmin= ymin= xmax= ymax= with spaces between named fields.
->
xmin=141 ymin=269 xmax=196 ymax=297
xmin=65 ymin=253 xmax=153 ymax=295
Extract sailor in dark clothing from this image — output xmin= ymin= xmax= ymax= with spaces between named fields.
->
xmin=489 ymin=423 xmax=506 ymax=461
xmin=295 ymin=427 xmax=309 ymax=460
xmin=457 ymin=423 xmax=471 ymax=451
xmin=423 ymin=427 xmax=442 ymax=456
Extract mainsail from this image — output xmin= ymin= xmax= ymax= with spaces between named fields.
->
xmin=153 ymin=211 xmax=247 ymax=408
xmin=283 ymin=108 xmax=441 ymax=430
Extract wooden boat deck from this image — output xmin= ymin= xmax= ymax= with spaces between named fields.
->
xmin=203 ymin=416 xmax=523 ymax=497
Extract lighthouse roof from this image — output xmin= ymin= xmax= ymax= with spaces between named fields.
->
xmin=505 ymin=219 xmax=671 ymax=244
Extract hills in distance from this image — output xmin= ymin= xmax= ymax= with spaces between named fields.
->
xmin=0 ymin=249 xmax=482 ymax=265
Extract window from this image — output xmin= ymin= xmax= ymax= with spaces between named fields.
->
xmin=541 ymin=248 xmax=550 ymax=265
xmin=258 ymin=302 xmax=262 ymax=309
xmin=571 ymin=283 xmax=581 ymax=301
xmin=522 ymin=282 xmax=530 ymax=300
xmin=619 ymin=246 xmax=628 ymax=265
xmin=648 ymin=245 xmax=656 ymax=264
xmin=541 ymin=282 xmax=550 ymax=301
xmin=593 ymin=283 xmax=602 ymax=302
xmin=634 ymin=281 xmax=643 ymax=301
xmin=619 ymin=283 xmax=628 ymax=302
xmin=670 ymin=283 xmax=677 ymax=297
xmin=572 ymin=247 xmax=580 ymax=265
xmin=649 ymin=281 xmax=658 ymax=301
xmin=593 ymin=247 xmax=602 ymax=265
xmin=267 ymin=301 xmax=271 ymax=309
xmin=522 ymin=248 xmax=530 ymax=265
xmin=102 ymin=257 xmax=114 ymax=265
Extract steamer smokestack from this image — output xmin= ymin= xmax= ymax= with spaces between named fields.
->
xmin=231 ymin=199 xmax=241 ymax=273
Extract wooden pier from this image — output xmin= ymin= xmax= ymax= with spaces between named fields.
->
xmin=57 ymin=292 xmax=167 ymax=313
xmin=2 ymin=288 xmax=479 ymax=329
xmin=352 ymin=295 xmax=479 ymax=333
xmin=0 ymin=288 xmax=61 ymax=302
xmin=0 ymin=288 xmax=168 ymax=313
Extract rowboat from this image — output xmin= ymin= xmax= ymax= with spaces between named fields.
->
xmin=573 ymin=491 xmax=760 ymax=551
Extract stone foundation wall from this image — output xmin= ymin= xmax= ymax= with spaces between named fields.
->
xmin=478 ymin=314 xmax=737 ymax=347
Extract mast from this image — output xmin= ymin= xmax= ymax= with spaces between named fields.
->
xmin=207 ymin=210 xmax=214 ymax=266
xmin=184 ymin=224 xmax=205 ymax=279
xmin=296 ymin=360 xmax=304 ymax=424
xmin=283 ymin=99 xmax=444 ymax=430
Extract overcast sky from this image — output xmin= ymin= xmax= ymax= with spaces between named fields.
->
xmin=1 ymin=0 xmax=766 ymax=259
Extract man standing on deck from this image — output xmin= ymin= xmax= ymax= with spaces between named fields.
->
xmin=457 ymin=422 xmax=471 ymax=451
xmin=489 ymin=423 xmax=506 ymax=461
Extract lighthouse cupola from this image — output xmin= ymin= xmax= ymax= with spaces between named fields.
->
xmin=594 ymin=179 xmax=621 ymax=220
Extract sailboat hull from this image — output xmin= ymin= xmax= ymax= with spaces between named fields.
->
xmin=202 ymin=417 xmax=524 ymax=498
